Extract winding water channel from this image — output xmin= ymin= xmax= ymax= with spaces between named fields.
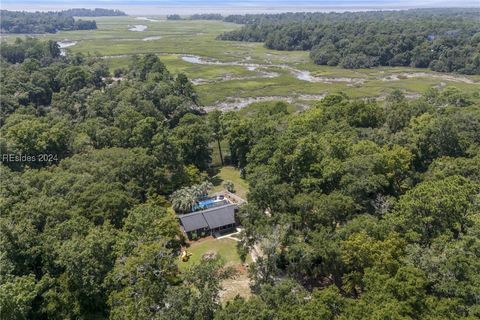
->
xmin=57 ymin=40 xmax=77 ymax=56
xmin=181 ymin=55 xmax=366 ymax=84
xmin=99 ymin=53 xmax=478 ymax=110
xmin=128 ymin=25 xmax=148 ymax=32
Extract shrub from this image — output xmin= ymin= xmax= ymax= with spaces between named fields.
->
xmin=223 ymin=180 xmax=235 ymax=193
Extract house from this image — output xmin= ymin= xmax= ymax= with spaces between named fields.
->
xmin=178 ymin=203 xmax=237 ymax=239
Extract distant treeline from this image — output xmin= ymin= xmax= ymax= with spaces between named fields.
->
xmin=167 ymin=13 xmax=223 ymax=21
xmin=0 ymin=8 xmax=126 ymax=34
xmin=61 ymin=8 xmax=126 ymax=17
xmin=166 ymin=14 xmax=182 ymax=20
xmin=222 ymin=8 xmax=480 ymax=25
xmin=0 ymin=38 xmax=61 ymax=64
xmin=218 ymin=9 xmax=480 ymax=74
xmin=189 ymin=13 xmax=223 ymax=20
xmin=0 ymin=10 xmax=99 ymax=33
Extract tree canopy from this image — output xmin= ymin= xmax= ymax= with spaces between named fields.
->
xmin=0 ymin=9 xmax=104 ymax=34
xmin=1 ymin=18 xmax=480 ymax=319
xmin=219 ymin=9 xmax=480 ymax=74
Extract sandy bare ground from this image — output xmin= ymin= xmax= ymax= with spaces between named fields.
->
xmin=219 ymin=264 xmax=252 ymax=302
xmin=143 ymin=36 xmax=162 ymax=41
xmin=376 ymin=93 xmax=422 ymax=101
xmin=205 ymin=94 xmax=326 ymax=111
xmin=205 ymin=96 xmax=295 ymax=111
xmin=135 ymin=17 xmax=160 ymax=22
xmin=58 ymin=40 xmax=77 ymax=48
xmin=379 ymin=72 xmax=476 ymax=84
xmin=128 ymin=25 xmax=148 ymax=32
xmin=58 ymin=40 xmax=77 ymax=56
xmin=191 ymin=69 xmax=278 ymax=85
xmin=100 ymin=54 xmax=131 ymax=59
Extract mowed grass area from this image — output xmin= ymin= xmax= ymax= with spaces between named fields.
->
xmin=177 ymin=237 xmax=253 ymax=301
xmin=178 ymin=237 xmax=247 ymax=271
xmin=4 ymin=16 xmax=478 ymax=106
xmin=212 ymin=166 xmax=249 ymax=200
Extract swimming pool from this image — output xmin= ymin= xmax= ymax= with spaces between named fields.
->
xmin=193 ymin=197 xmax=226 ymax=211
xmin=198 ymin=198 xmax=217 ymax=207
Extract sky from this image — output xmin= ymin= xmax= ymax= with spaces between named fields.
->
xmin=1 ymin=0 xmax=478 ymax=14
xmin=1 ymin=0 xmax=478 ymax=5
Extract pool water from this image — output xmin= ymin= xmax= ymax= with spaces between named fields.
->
xmin=198 ymin=198 xmax=216 ymax=207
xmin=192 ymin=197 xmax=226 ymax=211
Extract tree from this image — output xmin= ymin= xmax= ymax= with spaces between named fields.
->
xmin=1 ymin=114 xmax=70 ymax=167
xmin=174 ymin=114 xmax=212 ymax=171
xmin=214 ymin=296 xmax=271 ymax=320
xmin=310 ymin=44 xmax=340 ymax=66
xmin=249 ymin=227 xmax=286 ymax=291
xmin=340 ymin=232 xmax=406 ymax=295
xmin=2 ymin=28 xmax=480 ymax=320
xmin=223 ymin=180 xmax=235 ymax=193
xmin=170 ymin=181 xmax=213 ymax=213
xmin=116 ymin=202 xmax=183 ymax=256
xmin=0 ymin=10 xmax=97 ymax=34
xmin=175 ymin=73 xmax=198 ymax=105
xmin=218 ymin=10 xmax=480 ymax=74
xmin=0 ymin=274 xmax=38 ymax=320
xmin=346 ymin=266 xmax=429 ymax=319
xmin=208 ymin=110 xmax=224 ymax=166
xmin=108 ymin=241 xmax=178 ymax=320
xmin=292 ymin=191 xmax=357 ymax=230
xmin=170 ymin=187 xmax=197 ymax=213
xmin=154 ymin=258 xmax=235 ymax=320
xmin=43 ymin=225 xmax=116 ymax=319
xmin=406 ymin=113 xmax=467 ymax=168
xmin=424 ymin=156 xmax=480 ymax=183
xmin=167 ymin=14 xmax=182 ymax=20
xmin=386 ymin=175 xmax=479 ymax=244
xmin=406 ymin=233 xmax=480 ymax=312
xmin=58 ymin=66 xmax=91 ymax=93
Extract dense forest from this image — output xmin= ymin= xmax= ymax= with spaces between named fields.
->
xmin=167 ymin=14 xmax=182 ymax=20
xmin=190 ymin=13 xmax=223 ymax=20
xmin=0 ymin=8 xmax=125 ymax=34
xmin=1 ymin=35 xmax=480 ymax=319
xmin=167 ymin=13 xmax=224 ymax=20
xmin=60 ymin=8 xmax=126 ymax=17
xmin=221 ymin=90 xmax=480 ymax=319
xmin=0 ymin=38 xmax=224 ymax=319
xmin=219 ymin=9 xmax=480 ymax=74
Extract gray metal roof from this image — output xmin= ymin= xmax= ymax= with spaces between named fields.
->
xmin=178 ymin=204 xmax=237 ymax=232
xmin=203 ymin=204 xmax=236 ymax=229
xmin=179 ymin=213 xmax=208 ymax=232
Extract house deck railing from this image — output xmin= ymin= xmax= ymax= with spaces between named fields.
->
xmin=213 ymin=190 xmax=247 ymax=206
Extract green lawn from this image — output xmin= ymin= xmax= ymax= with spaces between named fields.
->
xmin=178 ymin=238 xmax=248 ymax=271
xmin=212 ymin=166 xmax=249 ymax=200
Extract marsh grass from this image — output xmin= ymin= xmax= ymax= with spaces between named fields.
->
xmin=5 ymin=16 xmax=477 ymax=106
